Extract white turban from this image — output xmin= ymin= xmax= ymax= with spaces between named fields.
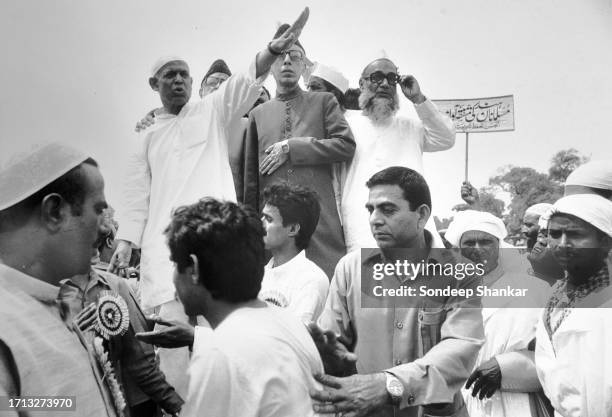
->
xmin=0 ymin=142 xmax=89 ymax=211
xmin=538 ymin=206 xmax=555 ymax=229
xmin=310 ymin=62 xmax=349 ymax=93
xmin=445 ymin=210 xmax=508 ymax=248
xmin=551 ymin=194 xmax=612 ymax=237
xmin=525 ymin=202 xmax=553 ymax=217
xmin=565 ymin=160 xmax=612 ymax=190
xmin=150 ymin=56 xmax=187 ymax=77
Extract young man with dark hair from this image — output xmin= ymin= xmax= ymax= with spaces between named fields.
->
xmin=259 ymin=183 xmax=329 ymax=322
xmin=164 ymin=197 xmax=325 ymax=416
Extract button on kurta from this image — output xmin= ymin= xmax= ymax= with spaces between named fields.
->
xmin=396 ymin=321 xmax=403 ymax=329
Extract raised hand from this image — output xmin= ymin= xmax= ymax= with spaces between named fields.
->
xmin=269 ymin=7 xmax=310 ymax=52
xmin=461 ymin=181 xmax=480 ymax=206
xmin=399 ymin=75 xmax=425 ymax=104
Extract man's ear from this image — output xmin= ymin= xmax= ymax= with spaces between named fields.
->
xmin=358 ymin=78 xmax=365 ymax=90
xmin=287 ymin=223 xmax=301 ymax=239
xmin=40 ymin=193 xmax=68 ymax=232
xmin=416 ymin=204 xmax=431 ymax=229
xmin=189 ymin=254 xmax=200 ymax=285
xmin=149 ymin=76 xmax=159 ymax=92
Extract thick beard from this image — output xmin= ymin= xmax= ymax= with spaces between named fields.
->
xmin=359 ymin=88 xmax=399 ymax=124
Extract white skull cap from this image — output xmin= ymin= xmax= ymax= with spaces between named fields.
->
xmin=0 ymin=141 xmax=89 ymax=211
xmin=150 ymin=56 xmax=187 ymax=77
xmin=310 ymin=62 xmax=349 ymax=93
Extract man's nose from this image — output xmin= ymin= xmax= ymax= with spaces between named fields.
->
xmin=369 ymin=211 xmax=384 ymax=226
xmin=282 ymin=53 xmax=292 ymax=65
xmin=558 ymin=233 xmax=569 ymax=247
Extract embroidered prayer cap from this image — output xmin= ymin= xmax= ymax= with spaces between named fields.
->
xmin=550 ymin=194 xmax=612 ymax=237
xmin=203 ymin=59 xmax=231 ymax=80
xmin=0 ymin=141 xmax=89 ymax=211
xmin=445 ymin=210 xmax=508 ymax=248
xmin=565 ymin=160 xmax=612 ymax=191
xmin=310 ymin=62 xmax=349 ymax=93
xmin=360 ymin=49 xmax=396 ymax=76
xmin=525 ymin=203 xmax=554 ymax=217
xmin=150 ymin=56 xmax=188 ymax=77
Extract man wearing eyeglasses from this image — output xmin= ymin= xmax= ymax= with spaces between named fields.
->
xmin=243 ymin=24 xmax=355 ymax=279
xmin=340 ymin=53 xmax=456 ymax=253
xmin=198 ymin=59 xmax=232 ymax=98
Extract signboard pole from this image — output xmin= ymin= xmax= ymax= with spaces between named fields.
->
xmin=464 ymin=132 xmax=469 ymax=182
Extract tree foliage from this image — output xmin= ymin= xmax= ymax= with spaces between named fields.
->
xmin=488 ymin=149 xmax=588 ymax=235
xmin=548 ymin=148 xmax=590 ymax=183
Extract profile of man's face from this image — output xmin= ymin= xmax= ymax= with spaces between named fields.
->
xmin=54 ymin=164 xmax=108 ymax=278
xmin=522 ymin=213 xmax=540 ymax=248
xmin=152 ymin=60 xmax=193 ymax=108
xmin=271 ymin=45 xmax=306 ymax=88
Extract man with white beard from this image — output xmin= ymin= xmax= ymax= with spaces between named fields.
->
xmin=341 ymin=52 xmax=455 ymax=251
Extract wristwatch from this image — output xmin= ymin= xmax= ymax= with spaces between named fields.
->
xmin=384 ymin=372 xmax=404 ymax=406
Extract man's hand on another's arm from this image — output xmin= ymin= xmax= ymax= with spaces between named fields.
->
xmin=465 ymin=357 xmax=502 ymax=400
xmin=306 ymin=322 xmax=357 ymax=377
xmin=135 ymin=316 xmax=195 ymax=349
xmin=134 ymin=109 xmax=159 ymax=132
xmin=310 ymin=373 xmax=389 ymax=417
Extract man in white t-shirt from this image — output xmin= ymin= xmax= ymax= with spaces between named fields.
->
xmin=165 ymin=197 xmax=325 ymax=417
xmin=259 ymin=183 xmax=329 ymax=322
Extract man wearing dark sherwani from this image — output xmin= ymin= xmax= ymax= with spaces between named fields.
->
xmin=244 ymin=24 xmax=355 ymax=278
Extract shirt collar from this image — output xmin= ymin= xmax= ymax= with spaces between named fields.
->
xmin=361 ymin=230 xmax=435 ymax=266
xmin=266 ymin=250 xmax=306 ymax=270
xmin=0 ymin=263 xmax=61 ymax=305
xmin=60 ymin=268 xmax=110 ymax=290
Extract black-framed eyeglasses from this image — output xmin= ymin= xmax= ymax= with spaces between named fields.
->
xmin=278 ymin=50 xmax=304 ymax=62
xmin=365 ymin=71 xmax=400 ymax=86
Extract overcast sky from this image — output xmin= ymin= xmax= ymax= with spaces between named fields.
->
xmin=1 ymin=0 xmax=611 ymax=218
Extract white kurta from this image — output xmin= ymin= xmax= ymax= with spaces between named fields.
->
xmin=116 ymin=63 xmax=265 ymax=310
xmin=259 ymin=251 xmax=329 ymax=322
xmin=182 ymin=307 xmax=325 ymax=417
xmin=462 ymin=267 xmax=551 ymax=417
xmin=341 ymin=100 xmax=455 ymax=252
xmin=535 ymin=293 xmax=612 ymax=417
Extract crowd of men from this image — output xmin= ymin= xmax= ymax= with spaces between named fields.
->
xmin=1 ymin=7 xmax=612 ymax=417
